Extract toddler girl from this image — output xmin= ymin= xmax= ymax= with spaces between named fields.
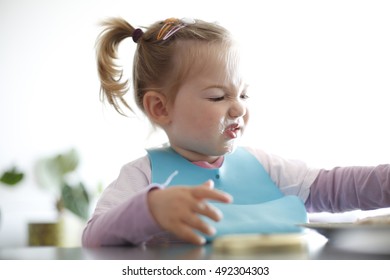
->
xmin=82 ymin=17 xmax=390 ymax=247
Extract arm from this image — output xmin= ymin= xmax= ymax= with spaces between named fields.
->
xmin=305 ymin=165 xmax=390 ymax=213
xmin=82 ymin=156 xmax=163 ymax=247
xmin=82 ymin=156 xmax=232 ymax=246
xmin=82 ymin=186 xmax=162 ymax=247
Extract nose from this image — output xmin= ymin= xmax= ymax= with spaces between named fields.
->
xmin=228 ymin=98 xmax=247 ymax=119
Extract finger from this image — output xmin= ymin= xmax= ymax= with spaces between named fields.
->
xmin=173 ymin=224 xmax=207 ymax=245
xmin=183 ymin=213 xmax=216 ymax=237
xmin=199 ymin=179 xmax=214 ymax=189
xmin=194 ymin=202 xmax=223 ymax=222
xmin=192 ymin=185 xmax=233 ymax=203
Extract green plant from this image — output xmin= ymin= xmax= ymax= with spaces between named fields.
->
xmin=0 ymin=166 xmax=24 ymax=186
xmin=35 ymin=148 xmax=93 ymax=221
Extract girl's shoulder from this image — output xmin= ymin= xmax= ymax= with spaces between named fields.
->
xmin=121 ymin=154 xmax=151 ymax=173
xmin=241 ymin=146 xmax=281 ymax=167
xmin=100 ymin=154 xmax=151 ymax=193
xmin=241 ymin=146 xmax=320 ymax=176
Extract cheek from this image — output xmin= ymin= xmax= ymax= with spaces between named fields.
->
xmin=172 ymin=97 xmax=224 ymax=131
xmin=192 ymin=114 xmax=215 ymax=130
xmin=198 ymin=108 xmax=222 ymax=124
xmin=188 ymin=111 xmax=222 ymax=136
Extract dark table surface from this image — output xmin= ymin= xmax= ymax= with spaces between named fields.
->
xmin=1 ymin=231 xmax=389 ymax=260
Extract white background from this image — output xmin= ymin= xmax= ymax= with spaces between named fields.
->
xmin=0 ymin=0 xmax=389 ymax=246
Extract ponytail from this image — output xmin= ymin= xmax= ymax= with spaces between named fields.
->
xmin=96 ymin=18 xmax=135 ymax=115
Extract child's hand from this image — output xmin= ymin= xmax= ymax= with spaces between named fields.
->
xmin=147 ymin=180 xmax=232 ymax=245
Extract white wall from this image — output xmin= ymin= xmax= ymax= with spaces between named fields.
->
xmin=1 ymin=0 xmax=389 ymax=246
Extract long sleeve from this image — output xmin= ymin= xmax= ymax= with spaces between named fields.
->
xmin=82 ymin=186 xmax=162 ymax=247
xmin=82 ymin=156 xmax=164 ymax=247
xmin=305 ymin=165 xmax=390 ymax=213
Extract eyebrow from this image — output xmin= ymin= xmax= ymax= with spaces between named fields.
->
xmin=202 ymin=83 xmax=249 ymax=93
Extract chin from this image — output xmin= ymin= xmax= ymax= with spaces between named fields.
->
xmin=222 ymin=141 xmax=239 ymax=155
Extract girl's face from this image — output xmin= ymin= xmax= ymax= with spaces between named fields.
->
xmin=164 ymin=43 xmax=249 ymax=163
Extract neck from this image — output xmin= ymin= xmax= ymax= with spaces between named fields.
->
xmin=170 ymin=145 xmax=222 ymax=164
xmin=192 ymin=156 xmax=224 ymax=169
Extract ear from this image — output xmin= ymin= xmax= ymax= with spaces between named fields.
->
xmin=143 ymin=91 xmax=171 ymax=126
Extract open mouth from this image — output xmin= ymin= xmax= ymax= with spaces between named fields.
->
xmin=224 ymin=123 xmax=241 ymax=139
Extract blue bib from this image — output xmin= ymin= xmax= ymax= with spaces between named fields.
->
xmin=148 ymin=147 xmax=307 ymax=240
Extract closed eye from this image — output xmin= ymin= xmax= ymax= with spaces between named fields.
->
xmin=240 ymin=93 xmax=249 ymax=100
xmin=208 ymin=96 xmax=225 ymax=102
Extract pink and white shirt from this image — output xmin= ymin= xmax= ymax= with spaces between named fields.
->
xmin=82 ymin=146 xmax=390 ymax=247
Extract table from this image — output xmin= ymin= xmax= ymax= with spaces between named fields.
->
xmin=0 ymin=231 xmax=389 ymax=260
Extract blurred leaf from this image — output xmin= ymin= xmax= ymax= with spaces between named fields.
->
xmin=34 ymin=158 xmax=63 ymax=196
xmin=61 ymin=182 xmax=90 ymax=220
xmin=34 ymin=148 xmax=79 ymax=195
xmin=54 ymin=149 xmax=79 ymax=175
xmin=0 ymin=167 xmax=24 ymax=186
xmin=34 ymin=148 xmax=94 ymax=220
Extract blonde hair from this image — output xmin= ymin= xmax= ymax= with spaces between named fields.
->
xmin=95 ymin=17 xmax=233 ymax=115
